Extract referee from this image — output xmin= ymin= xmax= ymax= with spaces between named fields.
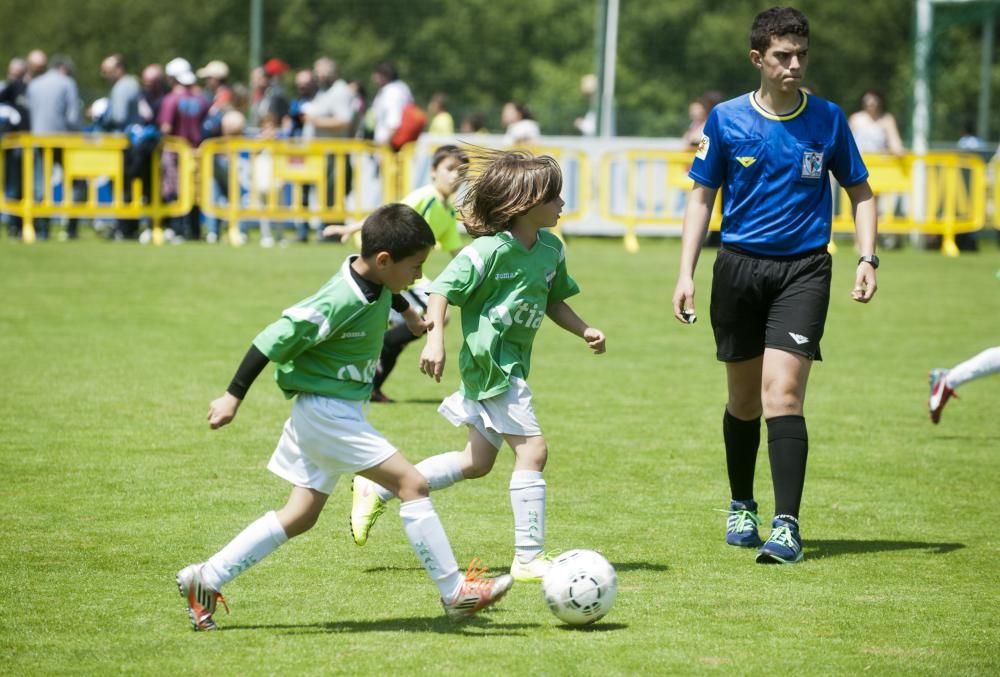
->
xmin=672 ymin=6 xmax=878 ymax=564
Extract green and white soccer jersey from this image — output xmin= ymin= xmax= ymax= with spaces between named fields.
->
xmin=429 ymin=230 xmax=579 ymax=400
xmin=402 ymin=185 xmax=462 ymax=253
xmin=253 ymin=257 xmax=391 ymax=400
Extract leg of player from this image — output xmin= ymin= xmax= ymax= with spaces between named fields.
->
xmin=350 ymin=426 xmax=497 ymax=545
xmin=756 ymin=348 xmax=812 ymax=564
xmin=504 ymin=433 xmax=551 ymax=582
xmin=359 ymin=452 xmax=513 ymax=618
xmin=929 ymin=347 xmax=1000 ymax=424
xmin=722 ymin=357 xmax=765 ymax=548
xmin=176 ymin=486 xmax=325 ymax=631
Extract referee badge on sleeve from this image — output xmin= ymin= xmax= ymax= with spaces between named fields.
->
xmin=695 ymin=134 xmax=710 ymax=160
xmin=801 ymin=151 xmax=824 ymax=179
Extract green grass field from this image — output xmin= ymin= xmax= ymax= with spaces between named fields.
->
xmin=1 ymin=233 xmax=998 ymax=675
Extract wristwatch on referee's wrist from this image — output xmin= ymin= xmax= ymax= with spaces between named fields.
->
xmin=858 ymin=254 xmax=880 ymax=269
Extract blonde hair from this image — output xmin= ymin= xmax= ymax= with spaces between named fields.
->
xmin=460 ymin=147 xmax=562 ymax=237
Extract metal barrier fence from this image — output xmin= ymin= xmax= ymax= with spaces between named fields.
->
xmin=197 ymin=137 xmax=400 ymax=245
xmin=0 ymin=132 xmax=194 ymax=244
xmin=1 ymin=133 xmax=995 ymax=256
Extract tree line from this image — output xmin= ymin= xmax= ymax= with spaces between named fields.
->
xmin=0 ymin=0 xmax=995 ymax=142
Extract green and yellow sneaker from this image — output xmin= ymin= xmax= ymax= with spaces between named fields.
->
xmin=350 ymin=475 xmax=386 ymax=546
xmin=510 ymin=551 xmax=558 ymax=582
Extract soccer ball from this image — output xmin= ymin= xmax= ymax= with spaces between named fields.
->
xmin=542 ymin=549 xmax=617 ymax=625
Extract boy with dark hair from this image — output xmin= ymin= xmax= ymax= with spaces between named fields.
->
xmin=176 ymin=203 xmax=512 ymax=630
xmin=325 ymin=145 xmax=469 ymax=402
xmin=672 ymin=6 xmax=878 ymax=564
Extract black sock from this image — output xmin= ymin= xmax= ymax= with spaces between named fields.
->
xmin=766 ymin=415 xmax=808 ymax=520
xmin=723 ymin=409 xmax=761 ymax=502
xmin=373 ymin=323 xmax=419 ymax=389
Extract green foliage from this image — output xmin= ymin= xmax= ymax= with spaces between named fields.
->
xmin=0 ymin=0 xmax=995 ymax=140
xmin=0 ymin=234 xmax=998 ymax=672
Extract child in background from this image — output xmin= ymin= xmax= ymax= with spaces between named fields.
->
xmin=176 ymin=203 xmax=512 ymax=631
xmin=351 ymin=149 xmax=607 ymax=583
xmin=325 ymin=145 xmax=468 ymax=402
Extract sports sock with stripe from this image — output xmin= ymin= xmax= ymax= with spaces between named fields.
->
xmin=399 ymin=497 xmax=463 ymax=601
xmin=202 ymin=510 xmax=288 ymax=590
xmin=510 ymin=470 xmax=546 ymax=564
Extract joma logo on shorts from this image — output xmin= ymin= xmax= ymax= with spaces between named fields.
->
xmin=495 ymin=272 xmax=518 ymax=280
xmin=340 ymin=331 xmax=367 ymax=338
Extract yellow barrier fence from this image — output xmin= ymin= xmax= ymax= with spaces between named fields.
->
xmin=197 ymin=137 xmax=400 ymax=245
xmin=0 ymin=133 xmax=193 ymax=244
xmin=1 ymin=134 xmax=993 ymax=255
xmin=832 ymin=152 xmax=986 ymax=257
xmin=598 ymin=149 xmax=722 ymax=252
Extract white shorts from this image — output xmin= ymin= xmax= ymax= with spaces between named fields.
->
xmin=267 ymin=393 xmax=397 ymax=495
xmin=438 ymin=376 xmax=542 ymax=450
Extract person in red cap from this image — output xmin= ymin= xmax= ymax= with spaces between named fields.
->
xmin=252 ymin=58 xmax=289 ymax=127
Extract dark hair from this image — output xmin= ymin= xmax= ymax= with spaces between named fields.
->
xmin=861 ymin=88 xmax=885 ymax=107
xmin=361 ymin=203 xmax=435 ymax=260
xmin=373 ymin=61 xmax=398 ymax=82
xmin=431 ymin=144 xmax=469 ymax=169
xmin=750 ymin=7 xmax=809 ymax=53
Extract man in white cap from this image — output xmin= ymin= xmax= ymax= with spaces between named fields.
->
xmin=159 ymin=57 xmax=208 ymax=241
xmin=197 ymin=60 xmax=234 ymax=140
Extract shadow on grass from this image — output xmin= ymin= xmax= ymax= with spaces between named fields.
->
xmin=364 ymin=561 xmax=669 ymax=575
xmin=610 ymin=561 xmax=669 ymax=573
xmin=805 ymin=539 xmax=965 ymax=560
xmin=555 ymin=622 xmax=628 ymax=633
xmin=222 ymin=615 xmax=540 ymax=636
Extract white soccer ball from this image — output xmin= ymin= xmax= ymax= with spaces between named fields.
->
xmin=542 ymin=549 xmax=617 ymax=625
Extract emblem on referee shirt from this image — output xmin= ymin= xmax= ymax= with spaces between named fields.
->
xmin=801 ymin=151 xmax=824 ymax=179
xmin=736 ymin=156 xmax=756 ymax=167
xmin=695 ymin=134 xmax=710 ymax=160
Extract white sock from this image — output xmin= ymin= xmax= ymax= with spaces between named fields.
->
xmin=947 ymin=347 xmax=1000 ymax=389
xmin=202 ymin=511 xmax=289 ymax=590
xmin=399 ymin=497 xmax=463 ymax=601
xmin=372 ymin=451 xmax=465 ymax=502
xmin=510 ymin=470 xmax=546 ymax=564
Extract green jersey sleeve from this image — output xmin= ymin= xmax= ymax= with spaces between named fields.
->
xmin=428 ymin=243 xmax=487 ymax=306
xmin=542 ymin=233 xmax=580 ymax=305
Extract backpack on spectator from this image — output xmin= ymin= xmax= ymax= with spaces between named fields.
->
xmin=390 ymin=102 xmax=427 ymax=151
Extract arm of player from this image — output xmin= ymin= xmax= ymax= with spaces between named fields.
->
xmin=402 ymin=304 xmax=433 ymax=337
xmin=208 ymin=345 xmax=270 ymax=429
xmin=419 ymin=293 xmax=450 ymax=382
xmin=672 ymin=183 xmax=718 ymax=323
xmin=546 ymin=301 xmax=606 ymax=354
xmin=846 ymin=180 xmax=878 ymax=303
xmin=321 ymin=221 xmax=362 ymax=243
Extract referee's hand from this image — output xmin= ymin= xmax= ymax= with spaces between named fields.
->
xmin=672 ymin=278 xmax=697 ymax=324
xmin=851 ymin=264 xmax=878 ymax=303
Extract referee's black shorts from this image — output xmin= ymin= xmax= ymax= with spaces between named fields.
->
xmin=709 ymin=244 xmax=832 ymax=362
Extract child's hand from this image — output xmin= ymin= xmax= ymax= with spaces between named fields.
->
xmin=208 ymin=392 xmax=241 ymax=429
xmin=321 ymin=224 xmax=356 ymax=243
xmin=404 ymin=311 xmax=433 ymax=337
xmin=419 ymin=344 xmax=446 ymax=382
xmin=584 ymin=327 xmax=606 ymax=354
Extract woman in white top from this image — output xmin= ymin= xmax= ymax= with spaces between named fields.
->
xmin=502 ymin=101 xmax=540 ymax=145
xmin=848 ymin=89 xmax=904 ymax=156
